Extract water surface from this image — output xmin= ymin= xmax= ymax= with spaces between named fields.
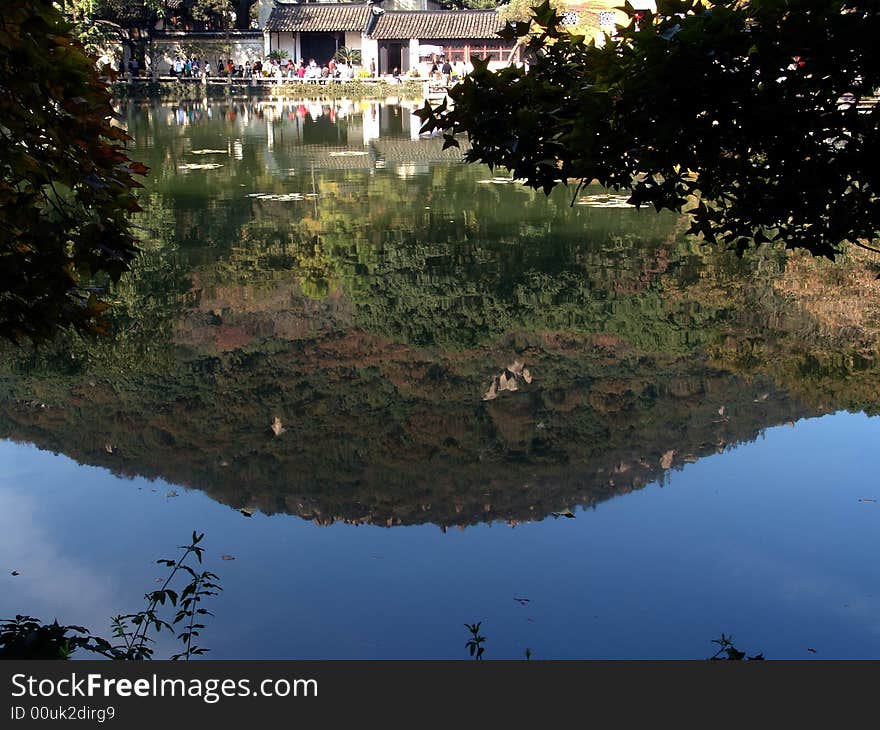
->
xmin=2 ymin=99 xmax=880 ymax=659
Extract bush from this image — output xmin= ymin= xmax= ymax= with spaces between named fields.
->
xmin=335 ymin=46 xmax=362 ymax=66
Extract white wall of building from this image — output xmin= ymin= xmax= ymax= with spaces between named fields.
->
xmin=344 ymin=31 xmax=362 ymax=50
xmin=151 ymin=34 xmax=264 ymax=73
xmin=266 ymin=31 xmax=297 ymax=59
xmin=361 ymin=35 xmax=378 ymax=72
xmin=407 ymin=38 xmax=419 ymax=74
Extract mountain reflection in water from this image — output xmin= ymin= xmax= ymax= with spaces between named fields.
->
xmin=3 ymin=100 xmax=880 ymax=533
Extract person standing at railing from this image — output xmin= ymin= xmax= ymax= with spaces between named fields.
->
xmin=305 ymin=59 xmax=319 ymax=82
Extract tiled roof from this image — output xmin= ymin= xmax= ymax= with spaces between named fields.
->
xmin=369 ymin=10 xmax=505 ymax=40
xmin=265 ymin=3 xmax=373 ymax=32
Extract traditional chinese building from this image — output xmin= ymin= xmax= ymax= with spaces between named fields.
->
xmin=263 ymin=1 xmax=516 ymax=74
xmin=368 ymin=9 xmax=513 ymax=74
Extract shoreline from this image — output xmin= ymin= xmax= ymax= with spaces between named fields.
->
xmin=111 ymin=78 xmax=428 ymax=101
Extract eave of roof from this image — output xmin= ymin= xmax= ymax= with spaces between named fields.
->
xmin=265 ymin=3 xmax=373 ymax=33
xmin=368 ymin=9 xmax=505 ymax=40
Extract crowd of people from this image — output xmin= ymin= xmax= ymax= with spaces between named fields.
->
xmin=426 ymin=56 xmax=470 ymax=84
xmin=152 ymin=52 xmax=476 ymax=85
xmin=166 ymin=55 xmax=377 ymax=82
xmin=168 ymin=57 xmax=247 ymax=78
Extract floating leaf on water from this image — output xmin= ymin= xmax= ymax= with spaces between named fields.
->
xmin=718 ymin=405 xmax=726 ymax=416
xmin=522 ymin=368 xmax=532 ymax=384
xmin=575 ymin=193 xmax=633 ymax=208
xmin=660 ymin=449 xmax=674 ymax=469
xmin=11 ymin=571 xmax=20 ymax=576
xmin=166 ymin=490 xmax=178 ymax=498
xmin=271 ymin=416 xmax=285 ymax=436
xmin=328 ymin=150 xmax=367 ymax=157
xmin=177 ymin=163 xmax=223 ymax=170
xmin=104 ymin=443 xmax=114 ymax=454
xmin=514 ymin=597 xmax=530 ymax=605
xmin=754 ymin=393 xmax=769 ymax=402
xmin=859 ymin=498 xmax=877 ymax=503
xmin=239 ymin=508 xmax=254 ymax=517
xmin=482 ymin=380 xmax=498 ymax=401
xmin=807 ymin=647 xmax=817 ymax=653
xmin=247 ymin=192 xmax=305 ymax=202
xmin=220 ymin=555 xmax=236 ymax=561
xmin=190 ymin=149 xmax=227 ymax=155
xmin=551 ymin=509 xmax=575 ymax=519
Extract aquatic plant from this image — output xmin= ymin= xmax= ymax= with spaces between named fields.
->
xmin=709 ymin=634 xmax=764 ymax=661
xmin=0 ymin=532 xmax=221 ymax=660
xmin=464 ymin=622 xmax=486 ymax=660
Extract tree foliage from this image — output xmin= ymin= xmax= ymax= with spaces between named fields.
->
xmin=0 ymin=0 xmax=146 ymax=341
xmin=418 ymin=0 xmax=880 ymax=258
xmin=334 ymin=46 xmax=362 ymax=66
xmin=57 ymin=1 xmax=134 ymax=59
xmin=231 ymin=0 xmax=258 ymax=29
xmin=497 ymin=0 xmax=564 ymax=25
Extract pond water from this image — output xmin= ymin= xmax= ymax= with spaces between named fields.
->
xmin=3 ymin=99 xmax=880 ymax=659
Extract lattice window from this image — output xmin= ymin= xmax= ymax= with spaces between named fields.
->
xmin=560 ymin=11 xmax=579 ymax=26
xmin=598 ymin=10 xmax=617 ymax=27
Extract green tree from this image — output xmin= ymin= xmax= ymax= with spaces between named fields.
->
xmin=58 ymin=1 xmax=138 ymax=59
xmin=418 ymin=0 xmax=880 ymax=258
xmin=497 ymin=0 xmax=564 ymax=24
xmin=190 ymin=0 xmax=234 ymax=29
xmin=231 ymin=0 xmax=258 ymax=29
xmin=0 ymin=0 xmax=146 ymax=341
